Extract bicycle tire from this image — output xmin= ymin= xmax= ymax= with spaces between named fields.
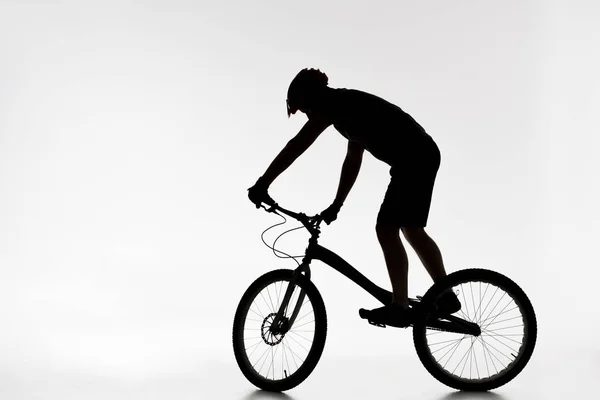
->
xmin=412 ymin=268 xmax=537 ymax=391
xmin=232 ymin=269 xmax=327 ymax=392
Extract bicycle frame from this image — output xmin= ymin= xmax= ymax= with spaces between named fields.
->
xmin=265 ymin=204 xmax=479 ymax=336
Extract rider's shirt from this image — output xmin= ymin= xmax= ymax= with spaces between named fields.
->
xmin=313 ymin=88 xmax=434 ymax=165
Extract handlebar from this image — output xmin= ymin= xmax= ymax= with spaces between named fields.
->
xmin=259 ymin=202 xmax=323 ymax=235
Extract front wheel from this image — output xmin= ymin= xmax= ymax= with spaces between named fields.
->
xmin=232 ymin=269 xmax=327 ymax=392
xmin=413 ymin=268 xmax=537 ymax=391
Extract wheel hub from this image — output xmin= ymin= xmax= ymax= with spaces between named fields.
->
xmin=261 ymin=313 xmax=289 ymax=346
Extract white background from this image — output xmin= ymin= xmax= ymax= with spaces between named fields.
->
xmin=1 ymin=0 xmax=598 ymax=398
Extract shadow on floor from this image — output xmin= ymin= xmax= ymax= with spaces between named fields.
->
xmin=439 ymin=391 xmax=507 ymax=400
xmin=242 ymin=390 xmax=297 ymax=400
xmin=242 ymin=389 xmax=507 ymax=400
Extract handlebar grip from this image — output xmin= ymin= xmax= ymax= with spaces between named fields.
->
xmin=359 ymin=308 xmax=370 ymax=319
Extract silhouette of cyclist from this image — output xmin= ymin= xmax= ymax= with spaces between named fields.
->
xmin=248 ymin=68 xmax=459 ymax=328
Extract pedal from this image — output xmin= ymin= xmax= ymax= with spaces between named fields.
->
xmin=368 ymin=319 xmax=386 ymax=328
xmin=408 ymin=296 xmax=422 ymax=306
xmin=359 ymin=308 xmax=387 ymax=328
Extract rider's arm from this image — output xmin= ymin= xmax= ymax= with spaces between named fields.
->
xmin=332 ymin=140 xmax=364 ymax=206
xmin=260 ymin=118 xmax=330 ymax=186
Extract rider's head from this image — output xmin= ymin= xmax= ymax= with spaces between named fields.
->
xmin=286 ymin=68 xmax=329 ymax=117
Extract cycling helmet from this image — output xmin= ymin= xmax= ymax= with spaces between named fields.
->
xmin=286 ymin=68 xmax=329 ymax=117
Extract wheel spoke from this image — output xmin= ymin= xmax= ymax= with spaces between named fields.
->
xmin=265 ymin=346 xmax=274 ymax=379
xmin=430 ymin=338 xmax=464 ymax=356
xmin=247 ymin=339 xmax=265 ymax=359
xmin=438 ymin=336 xmax=466 ymax=369
xmin=270 ymin=344 xmax=280 ymax=380
xmin=286 ymin=331 xmax=311 ymax=353
xmin=288 ymin=330 xmax=314 ymax=343
xmin=249 ymin=304 xmax=264 ymax=319
xmin=482 ymin=313 xmax=522 ymax=328
xmin=244 ymin=340 xmax=263 ymax=355
xmin=456 ymin=308 xmax=471 ymax=322
xmin=254 ymin=344 xmax=273 ymax=374
xmin=478 ymin=282 xmax=482 ymax=322
xmin=469 ymin=282 xmax=478 ymax=326
xmin=472 ymin=338 xmax=481 ymax=379
xmin=480 ymin=292 xmax=507 ymax=327
xmin=481 ymin=331 xmax=521 ymax=354
xmin=456 ymin=338 xmax=476 ymax=377
xmin=291 ymin=319 xmax=315 ymax=330
xmin=282 ymin=340 xmax=295 ymax=371
xmin=460 ymin=284 xmax=470 ymax=320
xmin=481 ymin=334 xmax=491 ymax=377
xmin=484 ymin=324 xmax=524 ymax=333
xmin=480 ymin=333 xmax=523 ymax=345
xmin=259 ymin=291 xmax=273 ymax=314
xmin=479 ymin=336 xmax=500 ymax=375
xmin=477 ymin=336 xmax=510 ymax=368
xmin=469 ymin=338 xmax=473 ymax=379
xmin=473 ymin=282 xmax=491 ymax=324
xmin=478 ymin=286 xmax=500 ymax=325
xmin=294 ymin=308 xmax=315 ymax=324
xmin=283 ymin=339 xmax=306 ymax=365
xmin=480 ymin=302 xmax=519 ymax=329
xmin=428 ymin=337 xmax=467 ymax=348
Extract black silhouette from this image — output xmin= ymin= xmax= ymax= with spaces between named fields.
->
xmin=237 ymin=69 xmax=537 ymax=392
xmin=232 ymin=203 xmax=537 ymax=391
xmin=248 ymin=68 xmax=447 ymax=327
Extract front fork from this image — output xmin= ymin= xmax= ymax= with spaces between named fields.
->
xmin=270 ymin=259 xmax=311 ymax=335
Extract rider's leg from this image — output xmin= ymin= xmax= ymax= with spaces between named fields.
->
xmin=401 ymin=227 xmax=447 ymax=282
xmin=376 ymin=223 xmax=409 ymax=308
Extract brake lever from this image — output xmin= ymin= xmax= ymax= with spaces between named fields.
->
xmin=261 ymin=203 xmax=279 ymax=213
xmin=308 ymin=214 xmax=324 ymax=228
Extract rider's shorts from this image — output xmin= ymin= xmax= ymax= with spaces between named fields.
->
xmin=377 ymin=138 xmax=441 ymax=228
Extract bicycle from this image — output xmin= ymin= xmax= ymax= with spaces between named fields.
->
xmin=232 ymin=201 xmax=537 ymax=392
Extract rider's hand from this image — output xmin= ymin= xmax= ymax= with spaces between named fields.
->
xmin=247 ymin=177 xmax=275 ymax=208
xmin=320 ymin=201 xmax=343 ymax=225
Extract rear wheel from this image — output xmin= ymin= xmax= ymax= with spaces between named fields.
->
xmin=232 ymin=269 xmax=327 ymax=392
xmin=413 ymin=268 xmax=537 ymax=391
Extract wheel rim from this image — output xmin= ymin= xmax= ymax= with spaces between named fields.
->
xmin=424 ymin=279 xmax=530 ymax=383
xmin=241 ymin=279 xmax=317 ymax=382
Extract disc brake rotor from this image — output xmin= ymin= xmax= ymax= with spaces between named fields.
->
xmin=261 ymin=313 xmax=288 ymax=346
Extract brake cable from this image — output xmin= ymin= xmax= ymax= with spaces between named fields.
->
xmin=259 ymin=208 xmax=307 ymax=266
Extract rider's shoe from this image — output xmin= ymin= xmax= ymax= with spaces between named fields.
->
xmin=435 ymin=290 xmax=461 ymax=314
xmin=360 ymin=302 xmax=413 ymax=328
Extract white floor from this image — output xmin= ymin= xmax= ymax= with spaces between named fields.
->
xmin=0 ymin=341 xmax=594 ymax=400
xmin=205 ymin=347 xmax=595 ymax=400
